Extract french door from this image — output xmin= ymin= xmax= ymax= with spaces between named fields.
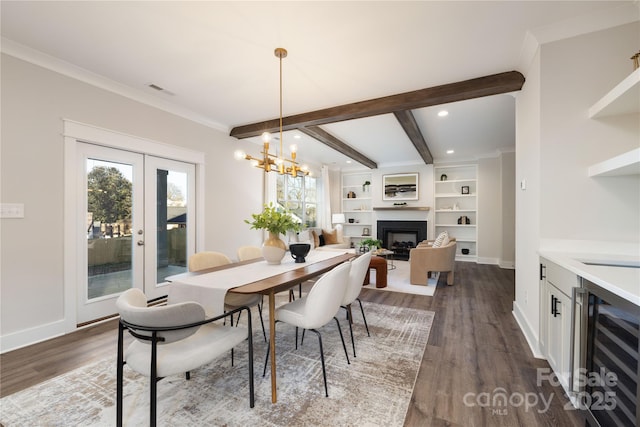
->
xmin=76 ymin=143 xmax=195 ymax=324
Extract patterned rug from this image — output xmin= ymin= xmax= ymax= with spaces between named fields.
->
xmin=0 ymin=302 xmax=433 ymax=426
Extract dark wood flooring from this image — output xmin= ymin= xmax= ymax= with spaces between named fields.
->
xmin=0 ymin=261 xmax=585 ymax=426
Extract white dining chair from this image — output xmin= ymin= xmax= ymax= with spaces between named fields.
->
xmin=116 ymin=288 xmax=254 ymax=426
xmin=263 ymin=262 xmax=351 ymax=397
xmin=237 ymin=246 xmax=263 ymax=261
xmin=188 ymin=251 xmax=266 ymax=342
xmin=341 ymin=251 xmax=373 ymax=357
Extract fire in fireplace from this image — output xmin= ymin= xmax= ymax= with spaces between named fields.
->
xmin=377 ymin=220 xmax=427 ymax=260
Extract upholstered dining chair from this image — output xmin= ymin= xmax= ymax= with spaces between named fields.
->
xmin=341 ymin=251 xmax=373 ymax=357
xmin=263 ymin=262 xmax=351 ymax=397
xmin=237 ymin=246 xmax=262 ymax=261
xmin=188 ymin=251 xmax=266 ymax=342
xmin=116 ymin=288 xmax=254 ymax=427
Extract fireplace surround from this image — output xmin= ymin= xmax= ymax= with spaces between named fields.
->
xmin=377 ymin=220 xmax=427 ymax=260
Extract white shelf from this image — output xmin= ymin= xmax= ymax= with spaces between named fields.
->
xmin=435 ymin=209 xmax=476 ymax=213
xmin=589 ymin=68 xmax=640 ymax=118
xmin=435 ymin=224 xmax=476 ymax=227
xmin=435 ymin=178 xmax=477 ymax=184
xmin=435 ymin=193 xmax=476 ymax=198
xmin=588 ymin=148 xmax=640 ymax=177
xmin=343 ymin=197 xmax=371 ymax=201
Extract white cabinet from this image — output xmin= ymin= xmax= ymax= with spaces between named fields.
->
xmin=539 ymin=257 xmax=581 ymax=394
xmin=588 ymin=68 xmax=640 ymax=177
xmin=341 ymin=171 xmax=373 ymax=245
xmin=434 ymin=164 xmax=477 ymax=261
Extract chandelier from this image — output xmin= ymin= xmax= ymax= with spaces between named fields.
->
xmin=235 ymin=48 xmax=309 ymax=177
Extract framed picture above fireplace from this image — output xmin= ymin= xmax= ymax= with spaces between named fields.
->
xmin=383 ymin=173 xmax=419 ymax=201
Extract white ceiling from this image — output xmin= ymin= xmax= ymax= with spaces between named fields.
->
xmin=1 ymin=1 xmax=637 ymax=170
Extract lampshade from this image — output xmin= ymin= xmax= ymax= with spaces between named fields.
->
xmin=332 ymin=213 xmax=346 ymax=224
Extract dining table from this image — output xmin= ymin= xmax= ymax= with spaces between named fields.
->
xmin=165 ymin=250 xmax=355 ymax=403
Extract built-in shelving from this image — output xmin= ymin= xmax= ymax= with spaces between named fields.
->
xmin=434 ymin=164 xmax=478 ymax=261
xmin=589 ymin=68 xmax=640 ymax=118
xmin=588 ymin=148 xmax=640 ymax=177
xmin=587 ymin=69 xmax=640 ymax=177
xmin=341 ymin=171 xmax=373 ymax=245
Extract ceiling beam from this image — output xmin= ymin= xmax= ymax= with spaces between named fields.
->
xmin=393 ymin=110 xmax=433 ymax=164
xmin=230 ymin=71 xmax=524 ymax=138
xmin=299 ymin=126 xmax=378 ymax=169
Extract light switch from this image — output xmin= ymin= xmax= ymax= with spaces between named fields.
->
xmin=520 ymin=179 xmax=526 ymax=190
xmin=1 ymin=203 xmax=25 ymax=218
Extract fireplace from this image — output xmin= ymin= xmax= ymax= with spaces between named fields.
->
xmin=377 ymin=220 xmax=427 ymax=260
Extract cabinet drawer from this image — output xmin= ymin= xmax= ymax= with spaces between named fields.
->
xmin=543 ymin=258 xmax=580 ymax=296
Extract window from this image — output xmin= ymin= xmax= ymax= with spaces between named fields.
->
xmin=277 ymin=174 xmax=317 ymax=227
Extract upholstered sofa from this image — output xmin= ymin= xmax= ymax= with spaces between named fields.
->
xmin=289 ymin=227 xmax=351 ymax=251
xmin=409 ymin=238 xmax=457 ymax=286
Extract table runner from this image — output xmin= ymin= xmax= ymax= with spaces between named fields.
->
xmin=168 ymin=250 xmax=349 ymax=316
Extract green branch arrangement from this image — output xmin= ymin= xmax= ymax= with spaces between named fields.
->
xmin=245 ymin=203 xmax=302 ymax=235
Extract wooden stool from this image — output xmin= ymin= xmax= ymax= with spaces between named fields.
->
xmin=363 ymin=255 xmax=388 ymax=288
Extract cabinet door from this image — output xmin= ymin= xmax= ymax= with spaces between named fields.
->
xmin=547 ymin=285 xmax=572 ymax=390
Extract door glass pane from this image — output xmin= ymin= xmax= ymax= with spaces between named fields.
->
xmin=157 ymin=169 xmax=188 ymax=281
xmin=86 ymin=159 xmax=133 ymax=299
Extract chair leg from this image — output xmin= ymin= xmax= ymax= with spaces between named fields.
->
xmin=246 ymin=307 xmax=255 ymax=408
xmin=309 ymin=329 xmax=329 ymax=397
xmin=356 ymin=298 xmax=371 ymax=337
xmin=258 ymin=296 xmax=267 ymax=342
xmin=116 ymin=323 xmax=125 ymax=427
xmin=257 ymin=301 xmax=267 ymax=342
xmin=150 ymin=337 xmax=159 ymax=427
xmin=346 ymin=304 xmax=356 ymax=357
xmin=333 ymin=317 xmax=350 ymax=365
xmin=263 ymin=343 xmax=270 ymax=378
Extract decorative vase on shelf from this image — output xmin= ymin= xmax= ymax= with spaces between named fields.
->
xmin=262 ymin=232 xmax=286 ymax=264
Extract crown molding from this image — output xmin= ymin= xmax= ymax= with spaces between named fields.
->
xmin=517 ymin=2 xmax=640 ymax=76
xmin=1 ymin=37 xmax=228 ymax=133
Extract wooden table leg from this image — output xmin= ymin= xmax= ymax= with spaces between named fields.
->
xmin=268 ymin=290 xmax=277 ymax=403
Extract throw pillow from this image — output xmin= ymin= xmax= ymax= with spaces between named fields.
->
xmin=322 ymin=228 xmax=339 ymax=245
xmin=432 ymin=231 xmax=449 ymax=248
xmin=311 ymin=230 xmax=320 ymax=247
xmin=318 ymin=234 xmax=326 ymax=246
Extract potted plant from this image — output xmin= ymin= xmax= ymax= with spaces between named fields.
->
xmin=362 ymin=180 xmax=371 ymax=192
xmin=359 ymin=238 xmax=382 ymax=253
xmin=245 ymin=203 xmax=301 ymax=264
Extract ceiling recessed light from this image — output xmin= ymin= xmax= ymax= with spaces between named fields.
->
xmin=346 ymin=160 xmax=352 ymax=164
xmin=438 ymin=110 xmax=449 ymax=117
xmin=446 ymin=150 xmax=454 ymax=154
xmin=293 ymin=134 xmax=301 ymax=139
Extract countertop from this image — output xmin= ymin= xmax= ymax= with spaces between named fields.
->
xmin=539 ymin=240 xmax=640 ymax=306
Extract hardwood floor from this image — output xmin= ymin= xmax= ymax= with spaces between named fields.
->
xmin=0 ymin=262 xmax=585 ymax=426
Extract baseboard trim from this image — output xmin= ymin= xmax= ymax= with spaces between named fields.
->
xmin=512 ymin=301 xmax=544 ymax=359
xmin=0 ymin=319 xmax=67 ymax=354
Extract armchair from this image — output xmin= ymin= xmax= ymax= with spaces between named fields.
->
xmin=409 ymin=238 xmax=457 ymax=286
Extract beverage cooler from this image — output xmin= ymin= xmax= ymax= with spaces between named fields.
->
xmin=579 ymin=279 xmax=639 ymax=427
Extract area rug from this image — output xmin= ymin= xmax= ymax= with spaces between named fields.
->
xmin=0 ymin=302 xmax=434 ymax=426
xmin=363 ymin=260 xmax=438 ymax=296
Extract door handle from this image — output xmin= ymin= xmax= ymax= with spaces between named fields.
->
xmin=137 ymin=240 xmax=145 ymax=246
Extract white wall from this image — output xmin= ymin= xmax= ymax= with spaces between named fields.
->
xmin=1 ymin=54 xmax=264 ymax=350
xmin=514 ymin=22 xmax=640 ymax=357
xmin=500 ymin=151 xmax=516 ymax=268
xmin=478 ymin=156 xmax=502 ymax=264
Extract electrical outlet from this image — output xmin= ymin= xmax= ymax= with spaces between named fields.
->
xmin=1 ymin=203 xmax=25 ymax=218
xmin=524 ymin=290 xmax=528 ymax=304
